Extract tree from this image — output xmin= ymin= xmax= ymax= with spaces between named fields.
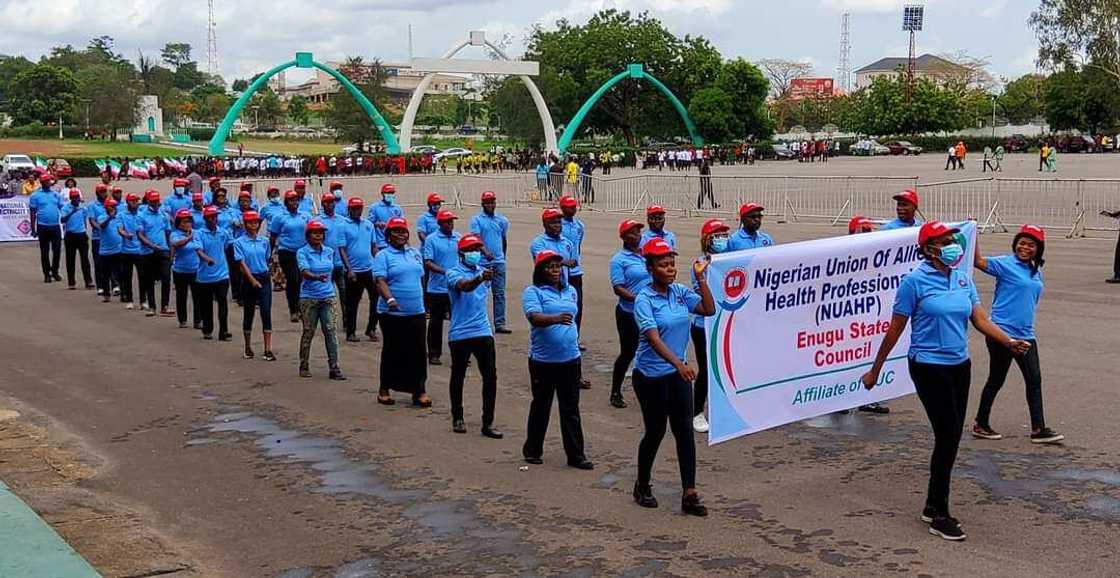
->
xmin=160 ymin=43 xmax=193 ymax=69
xmin=323 ymin=56 xmax=390 ymax=149
xmin=251 ymin=88 xmax=283 ymax=128
xmin=688 ymin=87 xmax=735 ymax=143
xmin=1082 ymin=64 xmax=1120 ymax=132
xmin=1032 ymin=0 xmax=1120 ymax=83
xmin=715 ymin=58 xmax=772 ymax=139
xmin=757 ymin=59 xmax=814 ymax=100
xmin=841 ymin=75 xmax=969 ymax=135
xmin=938 ymin=51 xmax=997 ymax=91
xmin=287 ymin=95 xmax=310 ymax=126
xmin=1043 ymin=68 xmax=1085 ymax=130
xmin=7 ymin=64 xmax=80 ymax=125
xmin=999 ymin=74 xmax=1046 ymax=124
xmin=77 ymin=63 xmax=139 ymax=135
xmin=0 ymin=55 xmax=33 ymax=111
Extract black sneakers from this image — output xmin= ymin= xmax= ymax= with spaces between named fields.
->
xmin=928 ymin=516 xmax=966 ymax=541
xmin=681 ymin=493 xmax=708 ymax=517
xmin=971 ymin=424 xmax=1003 ymax=440
xmin=610 ymin=393 xmax=628 ymax=409
xmin=1030 ymin=428 xmax=1065 ymax=444
xmin=858 ymin=403 xmax=890 ymax=414
xmin=633 ymin=483 xmax=658 ymax=508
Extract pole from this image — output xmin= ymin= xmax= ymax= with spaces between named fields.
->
xmin=58 ymin=115 xmax=63 ymax=139
xmin=992 ymin=96 xmax=997 ymax=138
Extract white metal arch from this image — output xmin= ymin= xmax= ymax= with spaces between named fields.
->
xmin=399 ymin=35 xmax=558 ymax=156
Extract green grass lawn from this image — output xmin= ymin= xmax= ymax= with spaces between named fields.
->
xmin=0 ymin=139 xmax=191 ymax=159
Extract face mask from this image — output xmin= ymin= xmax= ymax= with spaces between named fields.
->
xmin=383 ymin=194 xmax=396 ymax=204
xmin=269 ymin=197 xmax=280 ymax=204
xmin=937 ymin=243 xmax=963 ymax=266
xmin=711 ymin=237 xmax=729 ymax=253
xmin=173 ymin=187 xmax=185 ymax=195
xmin=463 ymin=251 xmax=482 ymax=266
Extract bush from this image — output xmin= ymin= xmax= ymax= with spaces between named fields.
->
xmin=0 ymin=123 xmax=85 ymax=139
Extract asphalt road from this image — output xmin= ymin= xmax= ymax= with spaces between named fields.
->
xmin=1 ymin=204 xmax=1118 ymax=577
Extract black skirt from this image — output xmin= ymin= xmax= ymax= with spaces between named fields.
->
xmin=378 ymin=313 xmax=427 ymax=394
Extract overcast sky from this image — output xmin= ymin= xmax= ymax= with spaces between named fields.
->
xmin=0 ymin=0 xmax=1040 ymax=88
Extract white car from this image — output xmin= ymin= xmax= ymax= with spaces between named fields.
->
xmin=410 ymin=145 xmax=440 ymax=155
xmin=2 ymin=154 xmax=36 ymax=173
xmin=434 ymin=147 xmax=472 ymax=161
xmin=851 ymin=140 xmax=891 ymax=156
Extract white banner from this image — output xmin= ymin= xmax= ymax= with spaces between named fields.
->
xmin=0 ymin=196 xmax=34 ymax=242
xmin=704 ymin=222 xmax=977 ymax=444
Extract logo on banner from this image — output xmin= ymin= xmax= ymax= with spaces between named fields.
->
xmin=710 ymin=266 xmax=751 ymax=392
xmin=719 ymin=267 xmax=749 ymax=311
xmin=17 ymin=220 xmax=31 ymax=235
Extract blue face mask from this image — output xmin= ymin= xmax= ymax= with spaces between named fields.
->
xmin=711 ymin=237 xmax=729 ymax=253
xmin=173 ymin=187 xmax=185 ymax=196
xmin=463 ymin=251 xmax=482 ymax=266
xmin=937 ymin=243 xmax=963 ymax=267
xmin=383 ymin=194 xmax=396 ymax=204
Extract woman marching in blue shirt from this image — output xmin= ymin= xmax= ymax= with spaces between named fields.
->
xmin=59 ymin=189 xmax=94 ymax=290
xmin=631 ymin=237 xmax=716 ymax=517
xmin=689 ymin=219 xmax=731 ymax=434
xmin=195 ymin=206 xmax=233 ymax=342
xmin=608 ymin=219 xmax=651 ymax=409
xmin=972 ymin=225 xmax=1063 ymax=444
xmin=297 ymin=220 xmax=345 ymax=381
xmin=234 ymin=211 xmax=275 ymax=362
xmin=862 ymin=221 xmax=1032 ymax=541
xmin=372 ymin=217 xmax=431 ymax=407
xmin=96 ymin=198 xmax=123 ymax=304
xmin=522 ymin=250 xmax=593 ymax=469
xmin=446 ymin=234 xmax=502 ymax=439
xmin=170 ymin=210 xmax=203 ymax=329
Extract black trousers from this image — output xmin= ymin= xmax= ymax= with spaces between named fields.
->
xmin=344 ymin=271 xmax=379 ymax=336
xmin=143 ymin=251 xmax=171 ymax=310
xmin=241 ymin=273 xmax=272 ymax=332
xmin=909 ymin=358 xmax=971 ymax=518
xmin=119 ymin=253 xmax=140 ymax=303
xmin=569 ymin=274 xmax=584 ymax=331
xmin=524 ymin=358 xmax=586 ymax=462
xmin=100 ymin=254 xmax=120 ymax=297
xmin=690 ymin=325 xmax=708 ymax=415
xmin=612 ymin=306 xmax=640 ymax=396
xmin=448 ymin=336 xmax=497 ymax=424
xmin=697 ymin=177 xmax=714 ymax=209
xmin=173 ymin=271 xmax=200 ymax=326
xmin=378 ymin=313 xmax=427 ymax=395
xmin=197 ymin=279 xmax=230 ymax=336
xmin=92 ymin=239 xmax=110 ymax=293
xmin=63 ymin=231 xmax=92 ymax=287
xmin=36 ymin=225 xmax=61 ymax=278
xmin=278 ymin=249 xmax=301 ymax=315
xmin=1113 ymin=229 xmax=1120 ymax=279
xmin=633 ymin=369 xmax=696 ymax=490
xmin=976 ymin=338 xmax=1045 ymax=430
xmin=226 ymin=246 xmax=241 ymax=301
xmin=427 ymin=292 xmax=451 ymax=359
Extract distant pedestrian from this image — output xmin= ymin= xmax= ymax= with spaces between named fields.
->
xmin=697 ymin=158 xmax=715 ymax=210
xmin=982 ymin=147 xmax=995 ymax=173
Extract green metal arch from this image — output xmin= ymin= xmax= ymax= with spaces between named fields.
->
xmin=557 ymin=64 xmax=703 ymax=155
xmin=208 ymin=54 xmax=400 ymax=156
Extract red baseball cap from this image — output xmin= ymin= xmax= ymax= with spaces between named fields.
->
xmin=480 ymin=191 xmax=497 ymax=202
xmin=542 ymin=208 xmax=562 ymax=221
xmin=174 ymin=209 xmax=191 ymax=220
xmin=646 ymin=204 xmax=666 ymax=216
xmin=739 ymin=203 xmax=765 ymax=217
xmin=1018 ymin=224 xmax=1045 ymax=243
xmin=534 ymin=250 xmax=563 ymax=267
xmin=294 ymin=179 xmax=307 ymax=188
xmin=144 ymin=189 xmax=160 ymax=202
xmin=436 ymin=210 xmax=457 ymax=222
xmin=385 ymin=217 xmax=408 ymax=231
xmin=305 ymin=220 xmax=326 ymax=234
xmin=918 ymin=221 xmax=959 ymax=246
xmin=329 ymin=180 xmax=343 ymax=190
xmin=242 ymin=210 xmax=261 ymax=222
xmin=103 ymin=198 xmax=119 ymax=208
xmin=381 ymin=183 xmax=396 ymax=194
xmin=559 ymin=196 xmax=578 ymax=209
xmin=237 ymin=190 xmax=252 ymax=199
xmin=111 ymin=186 xmax=122 ymax=193
xmin=208 ymin=176 xmax=221 ymax=184
xmin=38 ymin=174 xmax=52 ymax=183
xmin=240 ymin=182 xmax=253 ymax=190
xmin=125 ymin=193 xmax=140 ymax=203
xmin=68 ymin=189 xmax=81 ymax=199
xmin=848 ymin=216 xmax=875 ymax=234
xmin=284 ymin=190 xmax=298 ymax=200
xmin=321 ymin=192 xmax=336 ymax=203
xmin=191 ymin=192 xmax=204 ymax=202
xmin=642 ymin=238 xmax=676 ymax=257
xmin=173 ymin=178 xmax=189 ymax=187
xmin=95 ymin=183 xmax=108 ymax=192
xmin=426 ymin=193 xmax=443 ymax=205
xmin=347 ymin=197 xmax=364 ymax=209
xmin=618 ymin=219 xmax=644 ymax=237
xmin=266 ymin=185 xmax=280 ymax=193
xmin=701 ymin=219 xmax=730 ymax=236
xmin=893 ymin=189 xmax=920 ymax=207
xmin=203 ymin=206 xmax=219 ymax=218
xmin=458 ymin=234 xmax=484 ymax=251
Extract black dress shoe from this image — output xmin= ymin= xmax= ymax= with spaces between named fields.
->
xmin=481 ymin=425 xmax=504 ymax=439
xmin=610 ymin=393 xmax=628 ymax=409
xmin=579 ymin=379 xmax=592 ymax=390
xmin=329 ymin=369 xmax=347 ymax=381
xmin=495 ymin=326 xmax=512 ymax=334
xmin=524 ymin=456 xmax=543 ymax=465
xmin=452 ymin=419 xmax=467 ymax=434
xmin=633 ymin=482 xmax=658 ymax=508
xmin=428 ymin=356 xmax=442 ymax=366
xmin=568 ymin=458 xmax=594 ymax=470
xmin=346 ymin=334 xmax=361 ymax=342
xmin=682 ymin=493 xmax=708 ymax=517
xmin=218 ymin=332 xmax=233 ymax=341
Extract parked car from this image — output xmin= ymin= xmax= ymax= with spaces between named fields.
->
xmin=434 ymin=147 xmax=472 ymax=161
xmin=457 ymin=124 xmax=478 ymax=135
xmin=768 ymin=143 xmax=797 ymax=160
xmin=409 ymin=145 xmax=440 ymax=155
xmin=1003 ymin=135 xmax=1030 ymax=153
xmin=884 ymin=140 xmax=923 ymax=155
xmin=1 ymin=154 xmax=36 ymax=174
xmin=1056 ymin=135 xmax=1095 ymax=154
xmin=851 ymin=140 xmax=891 ymax=156
xmin=47 ymin=159 xmax=72 ymax=178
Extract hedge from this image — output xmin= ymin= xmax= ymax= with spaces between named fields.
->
xmin=0 ymin=123 xmax=86 ymax=139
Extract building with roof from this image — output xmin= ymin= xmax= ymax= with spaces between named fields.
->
xmin=854 ymin=54 xmax=968 ymax=90
xmin=278 ymin=60 xmax=468 ymax=110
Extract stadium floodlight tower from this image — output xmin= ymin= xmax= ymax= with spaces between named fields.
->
xmin=902 ymin=4 xmax=924 ymax=102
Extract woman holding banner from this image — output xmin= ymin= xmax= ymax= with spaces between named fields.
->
xmin=862 ymin=221 xmax=1032 ymax=542
xmin=689 ymin=219 xmax=731 ymax=434
xmin=971 ymin=225 xmax=1063 ymax=444
xmin=631 ymin=237 xmax=715 ymax=517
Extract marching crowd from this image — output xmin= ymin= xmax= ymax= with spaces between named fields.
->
xmin=24 ymin=173 xmax=1063 ymax=539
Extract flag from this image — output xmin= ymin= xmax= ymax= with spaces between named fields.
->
xmin=34 ymin=157 xmax=48 ymax=169
xmin=108 ymin=160 xmax=121 ymax=177
xmin=94 ymin=160 xmax=107 ymax=174
xmin=128 ymin=159 xmax=150 ymax=179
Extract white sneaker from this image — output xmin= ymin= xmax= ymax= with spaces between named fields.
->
xmin=140 ymin=303 xmax=148 ymax=311
xmin=125 ymin=303 xmax=134 ymax=310
xmin=693 ymin=414 xmax=710 ymax=433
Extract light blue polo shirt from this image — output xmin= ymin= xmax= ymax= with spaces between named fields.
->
xmin=119 ymin=209 xmax=144 ymax=255
xmin=640 ymin=227 xmax=677 ymax=252
xmin=369 ymin=200 xmax=405 ymax=248
xmin=341 ymin=217 xmax=376 ymax=273
xmin=881 ymin=218 xmax=922 ymax=231
xmin=28 ymin=189 xmax=62 ymax=227
xmin=470 ymin=211 xmax=509 ymax=265
xmin=728 ymin=228 xmax=774 ymax=252
xmin=195 ymin=227 xmax=232 ymax=283
xmin=170 ymin=230 xmax=201 ymax=273
xmin=319 ymin=212 xmax=346 ymax=267
xmin=416 ymin=208 xmax=440 ymax=240
xmin=297 ymin=244 xmax=335 ymax=299
xmin=269 ymin=210 xmax=310 ymax=252
xmin=609 ymin=248 xmax=651 ymax=314
xmin=214 ymin=204 xmax=238 ymax=236
xmin=98 ymin=215 xmax=123 ymax=255
xmin=893 ymin=261 xmax=981 ymax=365
xmin=422 ymin=230 xmax=461 ymax=294
xmin=139 ymin=207 xmax=171 ymax=252
xmin=529 ymin=233 xmax=575 ymax=285
xmin=297 ymin=195 xmax=315 ymax=217
xmin=522 ymin=284 xmax=580 ymax=363
xmin=259 ymin=199 xmax=283 ymax=225
xmin=233 ymin=235 xmax=271 ymax=275
xmin=634 ymin=284 xmax=703 ymax=378
xmin=982 ymin=255 xmax=1042 ymax=340
xmin=60 ymin=202 xmax=88 ymax=234
xmin=446 ymin=262 xmax=493 ymax=342
xmin=87 ymin=201 xmax=106 ymax=240
xmin=189 ymin=207 xmax=206 ymax=230
xmin=164 ymin=192 xmax=191 ymax=222
xmin=560 ymin=217 xmax=585 ymax=275
xmin=372 ymin=245 xmax=425 ymax=315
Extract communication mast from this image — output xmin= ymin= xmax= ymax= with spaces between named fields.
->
xmin=837 ymin=13 xmax=852 ymax=93
xmin=902 ymin=4 xmax=924 ymax=102
xmin=206 ymin=0 xmax=220 ymax=76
